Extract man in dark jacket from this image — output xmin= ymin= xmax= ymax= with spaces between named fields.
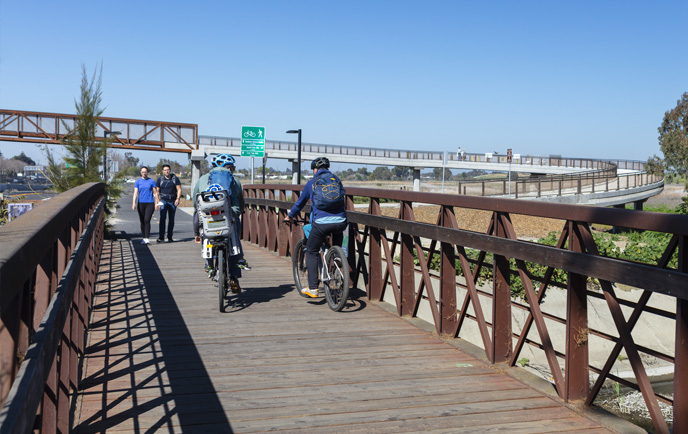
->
xmin=156 ymin=164 xmax=182 ymax=242
xmin=284 ymin=157 xmax=347 ymax=297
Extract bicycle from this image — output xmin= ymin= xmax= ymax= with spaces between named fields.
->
xmin=197 ymin=189 xmax=241 ymax=312
xmin=286 ymin=219 xmax=350 ymax=312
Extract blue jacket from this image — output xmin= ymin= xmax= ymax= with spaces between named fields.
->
xmin=288 ymin=169 xmax=346 ymax=222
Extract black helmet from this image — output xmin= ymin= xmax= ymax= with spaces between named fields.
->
xmin=311 ymin=157 xmax=330 ymax=170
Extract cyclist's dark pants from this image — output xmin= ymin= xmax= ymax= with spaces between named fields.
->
xmin=306 ymin=221 xmax=347 ymax=290
xmin=137 ymin=202 xmax=155 ymax=239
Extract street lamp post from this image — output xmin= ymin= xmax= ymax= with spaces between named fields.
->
xmin=103 ymin=130 xmax=121 ymax=181
xmin=286 ymin=129 xmax=302 ymax=184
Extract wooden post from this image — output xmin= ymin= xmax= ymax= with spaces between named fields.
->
xmin=565 ymin=222 xmax=589 ymax=402
xmin=491 ymin=213 xmax=512 ymax=363
xmin=675 ymin=235 xmax=688 ymax=433
xmin=368 ymin=199 xmax=383 ymax=300
xmin=400 ymin=202 xmax=415 ymax=316
xmin=440 ymin=206 xmax=458 ymax=335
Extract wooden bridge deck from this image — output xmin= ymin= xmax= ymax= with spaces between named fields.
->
xmin=74 ymin=238 xmax=616 ymax=433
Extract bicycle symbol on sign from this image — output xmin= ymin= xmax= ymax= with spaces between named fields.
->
xmin=244 ymin=130 xmax=256 ymax=138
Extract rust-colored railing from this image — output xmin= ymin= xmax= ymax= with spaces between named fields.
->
xmin=0 ymin=183 xmax=105 ymax=433
xmin=0 ymin=109 xmax=198 ymax=153
xmin=242 ymin=184 xmax=686 ymax=434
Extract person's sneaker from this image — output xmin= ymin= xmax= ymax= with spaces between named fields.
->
xmin=238 ymin=258 xmax=251 ymax=270
xmin=204 ymin=265 xmax=215 ymax=278
xmin=156 ymin=238 xmax=163 ymax=243
xmin=230 ymin=278 xmax=241 ymax=294
xmin=301 ymin=287 xmax=319 ymax=298
xmin=141 ymin=239 xmax=147 ymax=245
xmin=167 ymin=238 xmax=174 ymax=243
xmin=143 ymin=238 xmax=150 ymax=244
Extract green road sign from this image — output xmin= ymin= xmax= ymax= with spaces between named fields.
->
xmin=241 ymin=126 xmax=265 ymax=157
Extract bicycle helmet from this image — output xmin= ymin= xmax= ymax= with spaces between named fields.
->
xmin=310 ymin=157 xmax=330 ymax=170
xmin=211 ymin=154 xmax=236 ymax=168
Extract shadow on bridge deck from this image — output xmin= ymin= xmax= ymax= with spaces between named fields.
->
xmin=74 ymin=236 xmax=622 ymax=433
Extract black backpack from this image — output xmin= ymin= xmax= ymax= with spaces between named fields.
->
xmin=311 ymin=170 xmax=345 ymax=211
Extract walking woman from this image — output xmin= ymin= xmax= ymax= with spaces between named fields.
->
xmin=132 ymin=166 xmax=159 ymax=244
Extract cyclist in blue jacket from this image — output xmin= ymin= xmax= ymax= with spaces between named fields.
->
xmin=284 ymin=157 xmax=347 ymax=298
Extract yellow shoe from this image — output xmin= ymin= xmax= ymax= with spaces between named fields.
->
xmin=301 ymin=288 xmax=319 ymax=298
xmin=230 ymin=278 xmax=241 ymax=294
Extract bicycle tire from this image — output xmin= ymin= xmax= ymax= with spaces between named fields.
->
xmin=292 ymin=238 xmax=310 ymax=298
xmin=324 ymin=246 xmax=350 ymax=311
xmin=217 ymin=248 xmax=226 ymax=312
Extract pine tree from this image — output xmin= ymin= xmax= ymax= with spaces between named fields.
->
xmin=43 ymin=64 xmax=122 ymax=223
xmin=45 ymin=64 xmax=110 ymax=191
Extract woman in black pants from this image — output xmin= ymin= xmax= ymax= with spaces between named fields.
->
xmin=132 ymin=166 xmax=159 ymax=244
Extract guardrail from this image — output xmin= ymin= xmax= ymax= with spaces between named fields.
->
xmin=199 ymin=135 xmax=630 ymax=170
xmin=241 ymin=184 xmax=686 ymax=434
xmin=458 ymin=170 xmax=663 ymax=199
xmin=0 ymin=183 xmax=105 ymax=433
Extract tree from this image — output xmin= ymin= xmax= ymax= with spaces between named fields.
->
xmin=647 ymin=92 xmax=688 ymax=211
xmin=648 ymin=92 xmax=688 ymax=177
xmin=370 ymin=166 xmax=392 ymax=181
xmin=391 ymin=166 xmax=412 ymax=180
xmin=44 ymin=64 xmax=122 ymax=204
xmin=0 ymin=158 xmax=26 ymax=176
xmin=12 ymin=152 xmax=35 ymax=166
xmin=45 ymin=65 xmax=107 ymax=190
xmin=432 ymin=167 xmax=452 ymax=180
xmin=155 ymin=159 xmax=184 ymax=176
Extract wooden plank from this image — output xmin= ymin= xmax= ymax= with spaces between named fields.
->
xmin=73 ymin=238 xmax=616 ymax=433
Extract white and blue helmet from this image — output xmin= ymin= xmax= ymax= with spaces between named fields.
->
xmin=211 ymin=154 xmax=236 ymax=168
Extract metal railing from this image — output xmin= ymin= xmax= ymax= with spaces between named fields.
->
xmin=0 ymin=183 xmax=105 ymax=433
xmin=199 ymin=135 xmax=628 ymax=170
xmin=241 ymin=184 xmax=687 ymax=434
xmin=457 ymin=170 xmax=663 ymax=198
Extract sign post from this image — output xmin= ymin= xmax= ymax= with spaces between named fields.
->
xmin=262 ymin=152 xmax=268 ymax=184
xmin=442 ymin=150 xmax=447 ymax=193
xmin=507 ymin=148 xmax=513 ymax=197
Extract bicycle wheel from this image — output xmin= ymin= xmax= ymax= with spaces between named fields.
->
xmin=217 ymin=248 xmax=226 ymax=312
xmin=324 ymin=246 xmax=350 ymax=311
xmin=292 ymin=238 xmax=310 ymax=298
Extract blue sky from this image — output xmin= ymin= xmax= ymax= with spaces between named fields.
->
xmin=1 ymin=0 xmax=687 ymax=170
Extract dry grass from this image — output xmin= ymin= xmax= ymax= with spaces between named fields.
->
xmin=378 ymin=205 xmax=564 ymax=240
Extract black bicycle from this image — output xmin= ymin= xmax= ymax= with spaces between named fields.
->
xmin=204 ymin=237 xmax=240 ymax=313
xmin=288 ymin=220 xmax=350 ymax=312
xmin=197 ymin=189 xmax=240 ymax=313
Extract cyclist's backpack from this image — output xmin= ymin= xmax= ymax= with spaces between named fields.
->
xmin=311 ymin=170 xmax=345 ymax=211
xmin=207 ymin=169 xmax=234 ymax=197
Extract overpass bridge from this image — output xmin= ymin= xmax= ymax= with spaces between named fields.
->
xmin=1 ymin=183 xmax=686 ymax=433
xmin=193 ymin=135 xmax=663 ymax=208
xmin=0 ymin=108 xmax=663 ymax=206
